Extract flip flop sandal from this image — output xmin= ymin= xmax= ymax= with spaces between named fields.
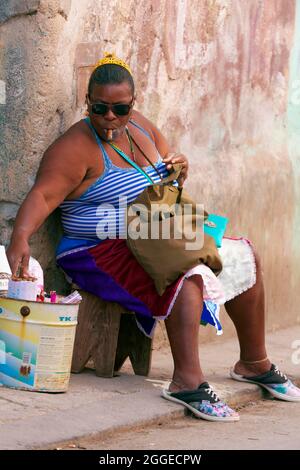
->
xmin=230 ymin=363 xmax=300 ymax=402
xmin=161 ymin=381 xmax=239 ymax=422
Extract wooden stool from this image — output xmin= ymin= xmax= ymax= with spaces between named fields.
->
xmin=71 ymin=290 xmax=153 ymax=378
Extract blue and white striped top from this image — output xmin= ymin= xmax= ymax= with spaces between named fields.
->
xmin=56 ymin=118 xmax=170 ymax=255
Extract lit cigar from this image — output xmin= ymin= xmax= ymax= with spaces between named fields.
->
xmin=107 ymin=129 xmax=113 ymax=140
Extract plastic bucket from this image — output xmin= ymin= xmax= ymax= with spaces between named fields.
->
xmin=0 ymin=297 xmax=78 ymax=392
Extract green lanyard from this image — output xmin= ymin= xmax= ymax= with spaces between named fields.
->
xmin=108 ymin=142 xmax=154 ymax=185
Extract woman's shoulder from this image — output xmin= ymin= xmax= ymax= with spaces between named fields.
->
xmin=41 ymin=119 xmax=96 ymax=173
xmin=130 ymin=110 xmax=157 ymax=139
xmin=44 ymin=120 xmax=95 ymax=161
xmin=131 ymin=111 xmax=170 ymax=157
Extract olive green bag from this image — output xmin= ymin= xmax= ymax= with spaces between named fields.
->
xmin=109 ymin=143 xmax=222 ymax=296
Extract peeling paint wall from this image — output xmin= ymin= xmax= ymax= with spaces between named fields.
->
xmin=288 ymin=0 xmax=300 ymax=327
xmin=0 ymin=0 xmax=299 ymax=341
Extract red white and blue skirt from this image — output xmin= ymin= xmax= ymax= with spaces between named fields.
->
xmin=56 ymin=237 xmax=256 ymax=337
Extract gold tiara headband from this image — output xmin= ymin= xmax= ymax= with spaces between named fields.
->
xmin=93 ymin=52 xmax=132 ymax=76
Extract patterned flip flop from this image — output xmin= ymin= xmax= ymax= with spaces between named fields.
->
xmin=230 ymin=364 xmax=300 ymax=402
xmin=162 ymin=382 xmax=240 ymax=422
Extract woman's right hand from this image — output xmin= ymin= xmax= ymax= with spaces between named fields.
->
xmin=6 ymin=237 xmax=31 ymax=277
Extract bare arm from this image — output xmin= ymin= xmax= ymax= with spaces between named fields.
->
xmin=7 ymin=128 xmax=89 ymax=276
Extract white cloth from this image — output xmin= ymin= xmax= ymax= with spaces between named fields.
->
xmin=218 ymin=238 xmax=256 ymax=302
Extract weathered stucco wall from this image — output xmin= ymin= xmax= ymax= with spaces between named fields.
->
xmin=0 ymin=0 xmax=299 ymax=343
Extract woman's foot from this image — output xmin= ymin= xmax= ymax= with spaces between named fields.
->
xmin=230 ymin=362 xmax=300 ymax=402
xmin=168 ymin=376 xmax=205 ymax=393
xmin=233 ymin=358 xmax=272 ymax=377
xmin=162 ymin=382 xmax=240 ymax=422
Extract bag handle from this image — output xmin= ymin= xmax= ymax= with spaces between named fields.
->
xmin=109 ymin=142 xmax=155 ymax=184
xmin=109 ymin=143 xmax=183 ymax=187
xmin=126 ymin=129 xmax=164 ymax=181
xmin=127 ymin=131 xmax=183 ymax=186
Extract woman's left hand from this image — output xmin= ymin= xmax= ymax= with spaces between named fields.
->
xmin=163 ymin=152 xmax=189 ymax=186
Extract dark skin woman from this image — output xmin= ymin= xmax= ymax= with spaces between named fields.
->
xmin=7 ymin=55 xmax=300 ymax=422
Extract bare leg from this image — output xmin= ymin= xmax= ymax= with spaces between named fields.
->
xmin=165 ymin=275 xmax=205 ymax=392
xmin=225 ymin=251 xmax=272 ymax=376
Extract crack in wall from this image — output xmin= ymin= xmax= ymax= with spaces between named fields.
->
xmin=58 ymin=9 xmax=68 ymax=21
xmin=0 ymin=10 xmax=38 ymax=26
xmin=0 ymin=1 xmax=39 ymax=26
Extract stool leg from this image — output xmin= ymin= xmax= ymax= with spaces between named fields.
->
xmin=129 ymin=321 xmax=152 ymax=376
xmin=71 ymin=290 xmax=152 ymax=378
xmin=114 ymin=314 xmax=153 ymax=376
xmin=71 ymin=291 xmax=97 ymax=373
xmin=114 ymin=314 xmax=132 ymax=372
xmin=92 ymin=302 xmax=122 ymax=378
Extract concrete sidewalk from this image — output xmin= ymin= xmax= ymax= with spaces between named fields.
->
xmin=0 ymin=325 xmax=300 ymax=450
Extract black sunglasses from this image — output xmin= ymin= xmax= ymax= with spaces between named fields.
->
xmin=87 ymin=97 xmax=134 ymax=116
